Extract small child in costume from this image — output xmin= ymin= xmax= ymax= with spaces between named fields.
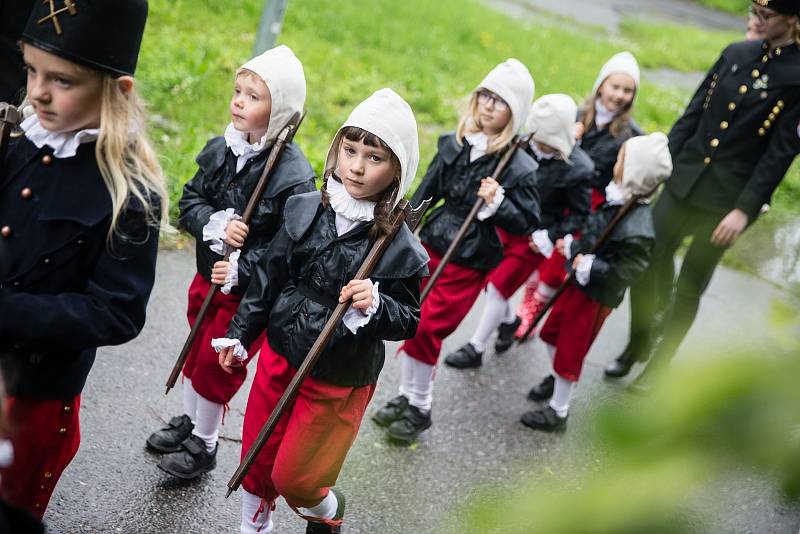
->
xmin=521 ymin=132 xmax=672 ymax=432
xmin=146 ymin=45 xmax=316 ymax=479
xmin=215 ymin=89 xmax=428 ymax=533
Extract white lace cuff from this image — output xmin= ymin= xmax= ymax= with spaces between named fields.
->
xmin=575 ymin=254 xmax=595 ymax=286
xmin=531 ymin=229 xmax=554 ymax=258
xmin=220 ymin=249 xmax=241 ymax=295
xmin=563 ymin=234 xmax=574 ymax=259
xmin=343 ymin=281 xmax=381 ymax=334
xmin=203 ymin=208 xmax=242 ymax=255
xmin=211 ymin=337 xmax=248 ymax=362
xmin=476 ymin=186 xmax=506 ymax=221
xmin=0 ymin=439 xmax=13 ymax=468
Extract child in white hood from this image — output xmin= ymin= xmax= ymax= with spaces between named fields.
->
xmin=215 ymin=89 xmax=429 ymax=534
xmin=372 ymin=59 xmax=541 ymax=443
xmin=147 ymin=45 xmax=316 ymax=479
xmin=521 ymin=132 xmax=672 ymax=432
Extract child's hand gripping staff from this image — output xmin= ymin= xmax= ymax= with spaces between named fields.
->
xmin=0 ymin=103 xmax=21 ymax=178
xmin=164 ymin=111 xmax=305 ymax=395
xmin=222 ymin=197 xmax=430 ymax=498
xmin=419 ymin=132 xmax=533 ymax=303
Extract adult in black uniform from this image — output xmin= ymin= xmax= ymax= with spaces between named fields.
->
xmin=0 ymin=0 xmax=36 ymax=104
xmin=606 ymin=0 xmax=800 ymax=382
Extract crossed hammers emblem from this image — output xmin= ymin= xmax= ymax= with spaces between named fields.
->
xmin=37 ymin=0 xmax=78 ymax=36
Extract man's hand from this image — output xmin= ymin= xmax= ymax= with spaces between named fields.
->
xmin=710 ymin=208 xmax=748 ymax=248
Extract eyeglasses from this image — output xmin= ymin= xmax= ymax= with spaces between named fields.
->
xmin=749 ymin=5 xmax=779 ymax=23
xmin=476 ymin=90 xmax=509 ymax=111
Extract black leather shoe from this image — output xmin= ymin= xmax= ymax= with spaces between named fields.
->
xmin=305 ymin=488 xmax=346 ymax=533
xmin=444 ymin=343 xmax=483 ymax=369
xmin=157 ymin=434 xmax=217 ymax=479
xmin=495 ymin=316 xmax=522 ymax=354
xmin=527 ymin=375 xmax=555 ymax=401
xmin=520 ymin=406 xmax=567 ymax=432
xmin=372 ymin=395 xmax=409 ymax=427
xmin=604 ymin=345 xmax=646 ymax=379
xmin=387 ymin=405 xmax=432 ymax=443
xmin=146 ymin=414 xmax=194 ymax=453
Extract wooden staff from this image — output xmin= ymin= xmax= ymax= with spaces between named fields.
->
xmin=164 ymin=112 xmax=304 ymax=395
xmin=419 ymin=134 xmax=532 ymax=303
xmin=517 ymin=189 xmax=658 ymax=343
xmin=225 ymin=197 xmax=432 ymax=497
xmin=0 ymin=103 xmax=22 ymax=179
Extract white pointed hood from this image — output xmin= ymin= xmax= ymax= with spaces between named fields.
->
xmin=524 ymin=94 xmax=578 ymax=162
xmin=591 ymin=51 xmax=640 ymax=102
xmin=621 ymin=132 xmax=672 ymax=200
xmin=238 ymin=44 xmax=306 ymax=145
xmin=325 ymin=88 xmax=420 ymax=207
xmin=477 ymin=58 xmax=535 ymax=135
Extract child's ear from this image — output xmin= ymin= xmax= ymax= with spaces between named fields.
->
xmin=116 ymin=76 xmax=135 ymax=96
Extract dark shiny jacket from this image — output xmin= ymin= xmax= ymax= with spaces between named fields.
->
xmin=226 ymin=191 xmax=429 ymax=387
xmin=571 ymin=202 xmax=654 ymax=308
xmin=412 ymin=133 xmax=541 ymax=272
xmin=580 ymin=114 xmax=644 ymax=190
xmin=178 ymin=137 xmax=316 ymax=295
xmin=525 ymin=145 xmax=594 ymax=241
xmin=667 ymin=40 xmax=800 ymax=219
xmin=0 ymin=137 xmax=160 ymax=398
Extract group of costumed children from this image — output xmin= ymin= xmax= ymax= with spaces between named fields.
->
xmin=0 ymin=2 xmax=675 ymax=533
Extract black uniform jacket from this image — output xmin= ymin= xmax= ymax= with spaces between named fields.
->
xmin=178 ymin=137 xmax=316 ymax=295
xmin=526 ymin=145 xmax=594 ymax=242
xmin=0 ymin=137 xmax=160 ymax=399
xmin=580 ymin=114 xmax=644 ymax=190
xmin=570 ymin=202 xmax=654 ymax=309
xmin=667 ymin=40 xmax=800 ymax=219
xmin=226 ymin=191 xmax=429 ymax=387
xmin=412 ymin=133 xmax=541 ymax=272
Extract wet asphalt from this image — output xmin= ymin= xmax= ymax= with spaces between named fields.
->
xmin=40 ymin=246 xmax=800 ymax=533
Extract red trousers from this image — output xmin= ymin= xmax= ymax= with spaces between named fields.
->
xmin=539 ymin=284 xmax=611 ymax=382
xmin=591 ymin=188 xmax=606 ymax=211
xmin=182 ymin=273 xmax=265 ymax=404
xmin=487 ymin=228 xmax=545 ymax=299
xmin=401 ymin=245 xmax=487 ymax=365
xmin=537 ymin=251 xmax=569 ymax=289
xmin=241 ymin=340 xmax=375 ymax=508
xmin=0 ymin=395 xmax=81 ymax=519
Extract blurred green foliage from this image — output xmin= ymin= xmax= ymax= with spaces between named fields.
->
xmin=694 ymin=0 xmax=748 ymax=15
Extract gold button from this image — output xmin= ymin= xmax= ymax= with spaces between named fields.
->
xmin=21 ymin=187 xmax=32 ymax=199
xmin=762 ymin=55 xmax=769 ymax=63
xmin=710 ymin=138 xmax=720 ymax=148
xmin=739 ymin=85 xmax=748 ymax=94
xmin=710 ymin=81 xmax=716 ymax=88
xmin=704 ymin=157 xmax=711 ymax=165
xmin=720 ymin=121 xmax=729 ymax=130
xmin=769 ymin=113 xmax=776 ymax=121
xmin=778 ymin=100 xmax=784 ymax=109
xmin=64 ymin=405 xmax=71 ymax=412
xmin=44 ymin=471 xmax=52 ymax=479
xmin=776 ymin=47 xmax=782 ymax=56
xmin=728 ymin=102 xmax=737 ymax=111
xmin=59 ymin=427 xmax=67 ymax=434
xmin=43 ymin=258 xmax=51 ymax=265
xmin=42 ymin=154 xmax=53 ymax=166
xmin=40 ymin=485 xmax=46 ymax=490
xmin=764 ymin=120 xmax=771 ymax=128
xmin=713 ymin=73 xmax=718 ymax=79
xmin=1 ymin=226 xmax=11 ymax=238
xmin=759 ymin=128 xmax=766 ymax=136
xmin=773 ymin=106 xmax=780 ymax=114
xmin=34 ymin=503 xmax=41 ymax=510
xmin=752 ymin=69 xmax=760 ymax=78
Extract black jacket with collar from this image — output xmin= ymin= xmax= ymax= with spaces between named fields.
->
xmin=580 ymin=114 xmax=644 ymax=191
xmin=226 ymin=191 xmax=429 ymax=387
xmin=525 ymin=145 xmax=594 ymax=241
xmin=570 ymin=201 xmax=654 ymax=309
xmin=411 ymin=132 xmax=541 ymax=272
xmin=0 ymin=136 xmax=160 ymax=399
xmin=667 ymin=40 xmax=800 ymax=219
xmin=178 ymin=136 xmax=316 ymax=295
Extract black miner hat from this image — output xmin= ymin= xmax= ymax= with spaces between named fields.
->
xmin=21 ymin=0 xmax=148 ymax=77
xmin=752 ymin=0 xmax=800 ymax=15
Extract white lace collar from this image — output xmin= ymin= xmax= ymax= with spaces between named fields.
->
xmin=465 ymin=131 xmax=489 ymax=162
xmin=326 ymin=174 xmax=376 ymax=223
xmin=22 ymin=114 xmax=99 ymax=158
xmin=224 ymin=122 xmax=270 ymax=172
xmin=594 ymin=100 xmax=617 ymax=129
xmin=529 ymin=141 xmax=556 ymax=161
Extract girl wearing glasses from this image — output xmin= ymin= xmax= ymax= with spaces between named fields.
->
xmin=370 ymin=59 xmax=540 ymax=443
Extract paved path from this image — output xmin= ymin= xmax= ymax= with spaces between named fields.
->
xmin=41 ymin=247 xmax=800 ymax=533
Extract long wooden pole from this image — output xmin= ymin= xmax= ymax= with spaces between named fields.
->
xmin=164 ymin=112 xmax=304 ymax=395
xmin=225 ymin=197 xmax=431 ymax=497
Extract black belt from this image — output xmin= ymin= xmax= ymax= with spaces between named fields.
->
xmin=295 ymin=282 xmax=338 ymax=309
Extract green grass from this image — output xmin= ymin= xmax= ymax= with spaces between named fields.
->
xmin=136 ymin=0 xmax=798 ymax=221
xmin=693 ymin=0 xmax=748 ymax=15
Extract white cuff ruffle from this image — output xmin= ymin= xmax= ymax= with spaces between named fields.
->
xmin=220 ymin=249 xmax=241 ymax=295
xmin=476 ymin=186 xmax=506 ymax=221
xmin=563 ymin=234 xmax=574 ymax=259
xmin=531 ymin=229 xmax=554 ymax=258
xmin=343 ymin=280 xmax=381 ymax=334
xmin=203 ymin=208 xmax=242 ymax=255
xmin=211 ymin=337 xmax=248 ymax=362
xmin=575 ymin=254 xmax=595 ymax=286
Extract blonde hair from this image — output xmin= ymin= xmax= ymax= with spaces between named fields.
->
xmin=580 ymin=83 xmax=636 ymax=139
xmin=455 ymin=91 xmax=515 ymax=155
xmin=96 ymin=76 xmax=169 ymax=242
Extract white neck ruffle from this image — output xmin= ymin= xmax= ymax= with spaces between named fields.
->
xmin=22 ymin=114 xmax=99 ymax=158
xmin=465 ymin=131 xmax=489 ymax=162
xmin=594 ymin=100 xmax=617 ymax=129
xmin=529 ymin=141 xmax=556 ymax=161
xmin=224 ymin=122 xmax=271 ymax=172
xmin=326 ymin=175 xmax=376 ymax=236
